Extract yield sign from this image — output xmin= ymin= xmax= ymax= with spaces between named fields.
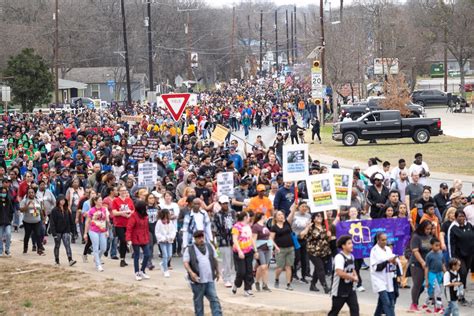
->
xmin=161 ymin=93 xmax=191 ymax=121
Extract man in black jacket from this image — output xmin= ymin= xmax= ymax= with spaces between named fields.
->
xmin=0 ymin=185 xmax=14 ymax=257
xmin=367 ymin=173 xmax=390 ymax=219
xmin=49 ymin=195 xmax=77 ymax=266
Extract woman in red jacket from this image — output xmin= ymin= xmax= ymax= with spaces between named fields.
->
xmin=126 ymin=200 xmax=151 ymax=281
xmin=112 ymin=185 xmax=135 ymax=268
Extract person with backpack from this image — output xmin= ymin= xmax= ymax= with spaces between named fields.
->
xmin=328 ymin=235 xmax=360 ymax=316
xmin=182 ymin=198 xmax=213 ymax=248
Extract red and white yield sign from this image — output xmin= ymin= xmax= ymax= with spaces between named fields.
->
xmin=161 ymin=93 xmax=191 ymax=121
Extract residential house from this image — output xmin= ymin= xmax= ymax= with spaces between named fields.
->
xmin=63 ymin=67 xmax=147 ymax=102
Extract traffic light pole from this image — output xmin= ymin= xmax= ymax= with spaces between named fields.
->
xmin=319 ymin=0 xmax=325 ymax=125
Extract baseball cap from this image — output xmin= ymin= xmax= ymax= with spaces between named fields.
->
xmin=197 ymin=175 xmax=206 ymax=181
xmin=374 ymin=173 xmax=384 ymax=180
xmin=257 ymin=184 xmax=266 ymax=192
xmin=440 ymin=182 xmax=448 ymax=189
xmin=218 ymin=195 xmax=230 ymax=204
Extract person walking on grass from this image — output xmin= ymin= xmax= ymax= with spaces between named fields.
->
xmin=126 ymin=200 xmax=151 ymax=281
xmin=155 ymin=209 xmax=176 ymax=278
xmin=183 ymin=230 xmax=222 ymax=316
xmin=49 ymin=195 xmax=76 ymax=266
xmin=0 ymin=186 xmax=14 ymax=257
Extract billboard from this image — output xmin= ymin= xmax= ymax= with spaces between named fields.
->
xmin=373 ymin=57 xmax=399 ymax=75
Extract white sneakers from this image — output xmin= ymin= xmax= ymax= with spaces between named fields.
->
xmin=136 ymin=271 xmax=151 ymax=281
xmin=97 ymin=265 xmax=104 ymax=272
xmin=135 ymin=272 xmax=143 ymax=281
xmin=163 ymin=271 xmax=170 ymax=278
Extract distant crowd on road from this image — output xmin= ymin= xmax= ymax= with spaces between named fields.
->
xmin=0 ymin=77 xmax=472 ymax=316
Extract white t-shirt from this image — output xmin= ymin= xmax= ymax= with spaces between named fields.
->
xmin=409 ymin=162 xmax=430 ymax=185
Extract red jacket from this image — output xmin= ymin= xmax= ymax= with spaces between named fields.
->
xmin=126 ymin=212 xmax=150 ymax=245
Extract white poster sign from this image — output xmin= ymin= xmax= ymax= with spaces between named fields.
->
xmin=157 ymin=149 xmax=173 ymax=162
xmin=330 ymin=169 xmax=353 ymax=206
xmin=217 ymin=172 xmax=234 ymax=197
xmin=138 ymin=162 xmax=158 ymax=188
xmin=306 ymin=173 xmax=338 ymax=213
xmin=282 ymin=144 xmax=309 ymax=182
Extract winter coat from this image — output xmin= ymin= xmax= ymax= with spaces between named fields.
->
xmin=0 ymin=197 xmax=14 ymax=226
xmin=126 ymin=211 xmax=150 ymax=245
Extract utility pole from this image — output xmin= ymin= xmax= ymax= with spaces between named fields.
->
xmin=274 ymin=10 xmax=279 ymax=74
xmin=290 ymin=11 xmax=294 ymax=66
xmin=146 ymin=1 xmax=154 ymax=92
xmin=54 ymin=0 xmax=59 ymax=107
xmin=285 ymin=10 xmax=290 ymax=66
xmin=294 ymin=5 xmax=297 ymax=62
xmin=304 ymin=13 xmax=307 ymax=54
xmin=247 ymin=15 xmax=251 ymax=50
xmin=259 ymin=10 xmax=263 ymax=76
xmin=120 ymin=0 xmax=132 ymax=107
xmin=443 ymin=26 xmax=448 ymax=92
xmin=186 ymin=12 xmax=192 ymax=80
xmin=319 ymin=0 xmax=325 ymax=125
xmin=230 ymin=7 xmax=235 ymax=78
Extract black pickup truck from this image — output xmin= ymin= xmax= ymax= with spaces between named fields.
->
xmin=332 ymin=110 xmax=443 ymax=146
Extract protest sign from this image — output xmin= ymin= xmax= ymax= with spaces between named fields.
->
xmin=282 ymin=144 xmax=309 ymax=182
xmin=121 ymin=115 xmax=142 ymax=123
xmin=330 ymin=169 xmax=353 ymax=206
xmin=306 ymin=173 xmax=337 ymax=213
xmin=336 ymin=218 xmax=411 ymax=259
xmin=131 ymin=145 xmax=146 ymax=160
xmin=211 ymin=124 xmax=229 ymax=144
xmin=157 ymin=149 xmax=173 ymax=162
xmin=138 ymin=162 xmax=158 ymax=188
xmin=216 ymin=172 xmax=234 ymax=197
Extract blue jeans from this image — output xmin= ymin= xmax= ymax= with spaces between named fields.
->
xmin=159 ymin=242 xmax=173 ymax=272
xmin=89 ymin=231 xmax=107 ymax=267
xmin=243 ymin=124 xmax=249 ymax=137
xmin=106 ymin=226 xmax=117 ymax=257
xmin=374 ymin=290 xmax=395 ymax=316
xmin=132 ymin=244 xmax=150 ymax=274
xmin=444 ymin=301 xmax=459 ymax=316
xmin=0 ymin=225 xmax=11 ymax=254
xmin=190 ymin=282 xmax=222 ymax=316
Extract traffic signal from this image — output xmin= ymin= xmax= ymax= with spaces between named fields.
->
xmin=313 ymin=98 xmax=323 ymax=105
xmin=312 ymin=60 xmax=320 ymax=68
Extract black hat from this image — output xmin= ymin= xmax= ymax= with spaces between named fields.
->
xmin=226 ymin=160 xmax=234 ymax=168
xmin=197 ymin=175 xmax=206 ymax=181
xmin=440 ymin=182 xmax=448 ymax=189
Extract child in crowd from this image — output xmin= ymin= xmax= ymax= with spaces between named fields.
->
xmin=443 ymin=258 xmax=462 ymax=316
xmin=424 ymin=237 xmax=445 ymax=313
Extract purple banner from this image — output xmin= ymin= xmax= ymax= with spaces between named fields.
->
xmin=336 ymin=218 xmax=411 ymax=259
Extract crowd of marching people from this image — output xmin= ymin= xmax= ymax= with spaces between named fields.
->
xmin=0 ymin=77 xmax=472 ymax=316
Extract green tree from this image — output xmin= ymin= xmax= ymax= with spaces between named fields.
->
xmin=3 ymin=48 xmax=53 ymax=112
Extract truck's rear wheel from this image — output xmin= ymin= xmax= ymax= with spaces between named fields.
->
xmin=342 ymin=132 xmax=358 ymax=146
xmin=413 ymin=128 xmax=430 ymax=144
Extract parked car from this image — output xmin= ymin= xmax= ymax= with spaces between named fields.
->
xmin=332 ymin=110 xmax=443 ymax=146
xmin=411 ymin=89 xmax=450 ymax=106
xmin=463 ymin=83 xmax=473 ymax=93
xmin=340 ymin=97 xmax=425 ymax=121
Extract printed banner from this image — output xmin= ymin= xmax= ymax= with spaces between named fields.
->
xmin=306 ymin=173 xmax=337 ymax=213
xmin=121 ymin=115 xmax=142 ymax=123
xmin=216 ymin=172 xmax=234 ymax=197
xmin=336 ymin=218 xmax=411 ymax=259
xmin=138 ymin=162 xmax=158 ymax=188
xmin=331 ymin=169 xmax=353 ymax=206
xmin=211 ymin=124 xmax=229 ymax=144
xmin=282 ymin=144 xmax=309 ymax=182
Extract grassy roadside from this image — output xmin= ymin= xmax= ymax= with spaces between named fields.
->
xmin=308 ymin=125 xmax=474 ymax=176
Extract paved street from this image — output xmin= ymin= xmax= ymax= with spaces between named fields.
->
xmin=425 ymin=107 xmax=474 ymax=138
xmin=6 ymin=231 xmax=473 ymax=315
